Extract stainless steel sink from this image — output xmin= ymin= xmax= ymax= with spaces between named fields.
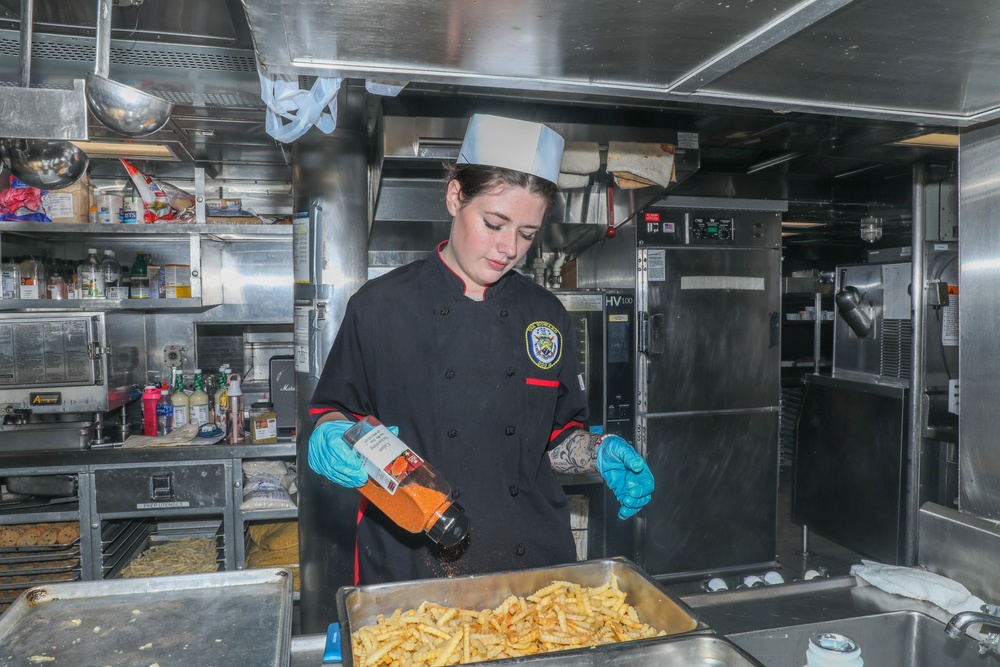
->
xmin=505 ymin=634 xmax=765 ymax=666
xmin=729 ymin=611 xmax=1000 ymax=667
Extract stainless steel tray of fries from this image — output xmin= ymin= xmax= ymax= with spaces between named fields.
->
xmin=0 ymin=568 xmax=294 ymax=667
xmin=336 ymin=557 xmax=714 ymax=667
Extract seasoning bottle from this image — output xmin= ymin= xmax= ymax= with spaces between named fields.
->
xmin=100 ymin=250 xmax=123 ymax=299
xmin=189 ymin=369 xmax=210 ymax=426
xmin=249 ymin=401 xmax=278 ymax=444
xmin=802 ymin=632 xmax=863 ymax=667
xmin=225 ymin=373 xmax=245 ymax=444
xmin=342 ymin=416 xmax=470 ymax=546
xmin=45 ymin=258 xmax=67 ymax=300
xmin=214 ymin=364 xmax=231 ymax=429
xmin=142 ymin=385 xmax=161 ymax=437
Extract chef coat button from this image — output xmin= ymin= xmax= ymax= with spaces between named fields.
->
xmin=451 ymin=489 xmax=461 ymax=500
xmin=445 ymin=370 xmax=455 ymax=379
xmin=515 ymin=543 xmax=525 ymax=556
xmin=440 ymin=307 xmax=450 ymax=316
xmin=508 ymin=485 xmax=519 ymax=497
xmin=504 ymin=426 xmax=516 ymax=436
xmin=500 ymin=310 xmax=509 ymax=318
xmin=447 ymin=429 xmax=458 ymax=438
xmin=506 ymin=367 xmax=515 ymax=377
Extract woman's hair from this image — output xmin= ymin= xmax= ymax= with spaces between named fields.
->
xmin=445 ymin=163 xmax=559 ymax=211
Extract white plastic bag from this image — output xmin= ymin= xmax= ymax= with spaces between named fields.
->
xmin=258 ymin=65 xmax=342 ymax=144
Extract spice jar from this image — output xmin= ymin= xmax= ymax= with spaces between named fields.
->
xmin=342 ymin=416 xmax=470 ymax=546
xmin=249 ymin=401 xmax=278 ymax=444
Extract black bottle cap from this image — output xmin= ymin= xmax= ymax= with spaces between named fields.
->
xmin=427 ymin=502 xmax=470 ymax=547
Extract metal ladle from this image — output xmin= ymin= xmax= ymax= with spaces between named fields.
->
xmin=85 ymin=0 xmax=173 ymax=137
xmin=0 ymin=0 xmax=89 ymax=189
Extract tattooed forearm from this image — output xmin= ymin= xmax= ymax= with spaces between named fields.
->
xmin=548 ymin=430 xmax=599 ymax=473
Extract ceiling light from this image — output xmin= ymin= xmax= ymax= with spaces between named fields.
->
xmin=781 ymin=221 xmax=825 ymax=228
xmin=892 ymin=132 xmax=959 ymax=149
xmin=70 ymin=140 xmax=177 ymax=160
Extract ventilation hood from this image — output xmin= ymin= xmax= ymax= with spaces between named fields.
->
xmin=242 ymin=0 xmax=1000 ymax=127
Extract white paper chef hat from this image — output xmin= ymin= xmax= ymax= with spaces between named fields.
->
xmin=457 ymin=114 xmax=565 ymax=185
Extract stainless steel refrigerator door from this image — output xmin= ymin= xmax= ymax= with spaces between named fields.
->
xmin=642 ymin=410 xmax=779 ymax=576
xmin=641 ymin=247 xmax=781 ymax=414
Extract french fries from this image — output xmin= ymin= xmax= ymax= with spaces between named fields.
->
xmin=351 ymin=575 xmax=666 ymax=666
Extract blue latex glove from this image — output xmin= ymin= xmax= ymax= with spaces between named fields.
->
xmin=307 ymin=420 xmax=399 ymax=488
xmin=596 ymin=435 xmax=654 ymax=519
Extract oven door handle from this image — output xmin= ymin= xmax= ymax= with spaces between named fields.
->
xmin=638 ymin=311 xmax=665 ymax=357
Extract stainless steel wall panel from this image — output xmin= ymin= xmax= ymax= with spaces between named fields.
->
xmin=919 ymin=503 xmax=1000 ymax=605
xmin=958 ymin=122 xmax=1000 ymax=520
xmin=291 ymin=113 xmax=371 ymax=633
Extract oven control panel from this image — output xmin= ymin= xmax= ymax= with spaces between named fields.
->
xmin=691 ymin=217 xmax=734 ymax=241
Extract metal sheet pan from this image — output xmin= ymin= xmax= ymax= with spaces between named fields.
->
xmin=0 ymin=568 xmax=293 ymax=667
xmin=336 ymin=558 xmax=707 ymax=667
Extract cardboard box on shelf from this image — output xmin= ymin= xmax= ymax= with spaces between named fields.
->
xmin=44 ymin=175 xmax=92 ymax=222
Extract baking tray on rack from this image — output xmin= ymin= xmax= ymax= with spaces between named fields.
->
xmin=0 ymin=568 xmax=294 ymax=667
xmin=0 ymin=559 xmax=80 ymax=578
xmin=0 ymin=546 xmax=79 ymax=566
xmin=336 ymin=557 xmax=709 ymax=667
xmin=0 ymin=538 xmax=80 ymax=554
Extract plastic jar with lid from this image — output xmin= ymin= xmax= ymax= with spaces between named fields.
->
xmin=18 ymin=255 xmax=45 ymax=299
xmin=249 ymin=402 xmax=279 ymax=444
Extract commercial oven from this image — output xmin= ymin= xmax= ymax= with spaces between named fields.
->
xmin=0 ymin=311 xmax=145 ymax=451
xmin=634 ymin=196 xmax=783 ymax=580
xmin=552 ymin=288 xmax=637 ymax=561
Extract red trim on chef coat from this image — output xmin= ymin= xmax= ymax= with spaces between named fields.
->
xmin=309 ymin=407 xmax=336 ymax=416
xmin=549 ymin=420 xmax=585 ymax=442
xmin=435 ymin=240 xmax=474 ymax=296
xmin=354 ymin=497 xmax=369 ymax=585
xmin=525 ymin=378 xmax=560 ymax=388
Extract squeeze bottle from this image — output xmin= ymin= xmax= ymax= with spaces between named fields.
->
xmin=142 ymin=385 xmax=160 ymax=437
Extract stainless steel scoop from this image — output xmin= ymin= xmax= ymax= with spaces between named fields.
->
xmin=85 ymin=0 xmax=173 ymax=137
xmin=0 ymin=0 xmax=89 ymax=189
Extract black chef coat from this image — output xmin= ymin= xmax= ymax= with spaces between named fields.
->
xmin=310 ymin=242 xmax=587 ymax=584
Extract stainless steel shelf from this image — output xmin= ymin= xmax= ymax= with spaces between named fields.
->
xmin=0 ymin=298 xmax=210 ymax=312
xmin=239 ymin=507 xmax=299 ymax=522
xmin=0 ymin=222 xmax=292 ymax=239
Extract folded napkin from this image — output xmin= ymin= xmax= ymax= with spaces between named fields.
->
xmin=851 ymin=559 xmax=987 ymax=615
xmin=607 ymin=141 xmax=676 ymax=190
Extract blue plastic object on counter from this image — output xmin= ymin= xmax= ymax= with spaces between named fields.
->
xmin=324 ymin=622 xmax=342 ymax=663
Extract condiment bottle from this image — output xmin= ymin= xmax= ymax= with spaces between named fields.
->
xmin=142 ymin=385 xmax=160 ymax=437
xmin=225 ymin=373 xmax=245 ymax=444
xmin=802 ymin=632 xmax=863 ymax=667
xmin=130 ymin=250 xmax=149 ymax=299
xmin=18 ymin=255 xmax=44 ymax=299
xmin=249 ymin=401 xmax=278 ymax=444
xmin=0 ymin=258 xmax=18 ymax=299
xmin=100 ymin=250 xmax=123 ymax=299
xmin=171 ymin=369 xmax=189 ymax=428
xmin=189 ymin=369 xmax=210 ymax=426
xmin=77 ymin=248 xmax=105 ymax=299
xmin=214 ymin=364 xmax=231 ymax=429
xmin=342 ymin=416 xmax=470 ymax=546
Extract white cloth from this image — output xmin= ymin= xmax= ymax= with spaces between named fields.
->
xmin=851 ymin=559 xmax=987 ymax=615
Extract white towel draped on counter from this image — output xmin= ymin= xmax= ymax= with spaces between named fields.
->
xmin=851 ymin=559 xmax=988 ymax=615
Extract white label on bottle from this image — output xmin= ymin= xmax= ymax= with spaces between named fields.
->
xmin=190 ymin=403 xmax=209 ymax=426
xmin=352 ymin=425 xmax=424 ymax=495
xmin=19 ymin=282 xmax=38 ymax=299
xmin=1 ymin=270 xmax=17 ymax=299
xmin=173 ymin=405 xmax=189 ymax=428
xmin=106 ymin=286 xmax=128 ymax=300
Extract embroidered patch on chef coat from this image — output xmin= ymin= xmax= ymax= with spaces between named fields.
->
xmin=525 ymin=321 xmax=562 ymax=369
